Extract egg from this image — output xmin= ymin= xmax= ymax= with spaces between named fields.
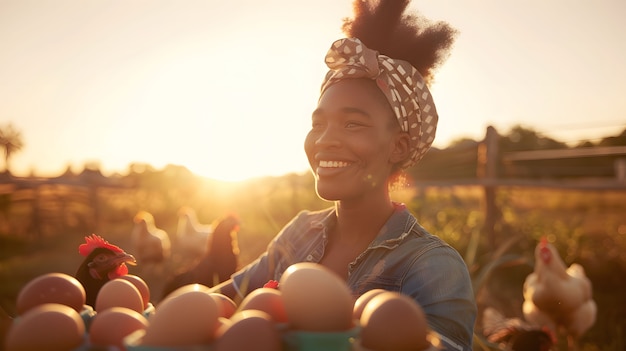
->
xmin=160 ymin=283 xmax=211 ymax=303
xmin=116 ymin=274 xmax=151 ymax=310
xmin=216 ymin=316 xmax=234 ymax=331
xmin=279 ymin=262 xmax=354 ymax=332
xmin=89 ymin=307 xmax=149 ymax=351
xmin=237 ymin=287 xmax=289 ymax=323
xmin=210 ymin=293 xmax=238 ymax=319
xmin=359 ymin=291 xmax=430 ymax=351
xmin=353 ymin=289 xmax=387 ymax=320
xmin=95 ymin=279 xmax=144 ymax=313
xmin=141 ymin=289 xmax=219 ymax=347
xmin=5 ymin=303 xmax=85 ymax=351
xmin=214 ymin=310 xmax=282 ymax=351
xmin=16 ymin=272 xmax=86 ymax=315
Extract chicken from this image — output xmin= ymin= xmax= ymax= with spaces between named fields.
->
xmin=482 ymin=306 xmax=555 ymax=351
xmin=161 ymin=213 xmax=240 ymax=299
xmin=176 ymin=206 xmax=213 ymax=258
xmin=74 ymin=234 xmax=137 ymax=307
xmin=131 ymin=211 xmax=171 ymax=265
xmin=522 ymin=237 xmax=597 ymax=349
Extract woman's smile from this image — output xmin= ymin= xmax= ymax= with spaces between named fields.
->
xmin=316 ymin=160 xmax=353 ymax=177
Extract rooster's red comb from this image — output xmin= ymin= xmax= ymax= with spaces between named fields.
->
xmin=79 ymin=234 xmax=124 ymax=257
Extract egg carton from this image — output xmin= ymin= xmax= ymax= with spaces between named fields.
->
xmin=282 ymin=326 xmax=361 ymax=351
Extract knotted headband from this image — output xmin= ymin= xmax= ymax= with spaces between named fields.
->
xmin=320 ymin=37 xmax=438 ymax=169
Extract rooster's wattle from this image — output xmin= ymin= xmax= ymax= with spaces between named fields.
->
xmin=74 ymin=234 xmax=136 ymax=307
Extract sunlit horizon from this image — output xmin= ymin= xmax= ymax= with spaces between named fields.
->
xmin=2 ymin=0 xmax=625 ymax=182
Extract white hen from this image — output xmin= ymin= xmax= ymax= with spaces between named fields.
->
xmin=522 ymin=237 xmax=596 ymax=349
xmin=131 ymin=211 xmax=171 ymax=265
xmin=176 ymin=206 xmax=213 ymax=258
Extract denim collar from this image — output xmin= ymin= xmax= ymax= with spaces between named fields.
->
xmin=309 ymin=202 xmax=417 ymax=249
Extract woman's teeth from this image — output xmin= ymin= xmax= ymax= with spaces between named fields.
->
xmin=319 ymin=160 xmax=348 ymax=168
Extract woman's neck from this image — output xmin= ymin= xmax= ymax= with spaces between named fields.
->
xmin=333 ymin=198 xmax=395 ymax=245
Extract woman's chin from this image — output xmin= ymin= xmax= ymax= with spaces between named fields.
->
xmin=314 ymin=184 xmax=343 ymax=202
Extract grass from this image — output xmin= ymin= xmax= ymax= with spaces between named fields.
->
xmin=0 ymin=182 xmax=624 ymax=351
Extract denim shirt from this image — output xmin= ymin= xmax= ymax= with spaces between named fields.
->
xmin=231 ymin=203 xmax=477 ymax=351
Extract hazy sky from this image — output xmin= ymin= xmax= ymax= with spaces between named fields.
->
xmin=1 ymin=0 xmax=625 ymax=181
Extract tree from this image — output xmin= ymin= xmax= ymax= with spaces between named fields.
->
xmin=598 ymin=128 xmax=626 ymax=147
xmin=0 ymin=123 xmax=24 ymax=174
xmin=498 ymin=124 xmax=567 ymax=152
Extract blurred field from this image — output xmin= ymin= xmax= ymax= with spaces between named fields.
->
xmin=0 ymin=172 xmax=625 ymax=351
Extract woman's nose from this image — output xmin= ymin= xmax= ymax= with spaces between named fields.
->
xmin=315 ymin=126 xmax=341 ymax=147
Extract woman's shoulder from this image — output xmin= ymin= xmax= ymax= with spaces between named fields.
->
xmin=403 ymin=222 xmax=466 ymax=261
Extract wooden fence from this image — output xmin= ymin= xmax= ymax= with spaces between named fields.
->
xmin=413 ymin=125 xmax=626 ymax=249
xmin=0 ymin=168 xmax=130 ymax=238
xmin=1 ymin=126 xmax=625 ymax=240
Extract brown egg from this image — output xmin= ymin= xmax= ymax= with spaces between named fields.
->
xmin=95 ymin=279 xmax=144 ymax=313
xmin=210 ymin=293 xmax=238 ymax=319
xmin=238 ymin=287 xmax=289 ymax=323
xmin=160 ymin=283 xmax=211 ymax=303
xmin=6 ymin=303 xmax=85 ymax=351
xmin=279 ymin=262 xmax=354 ymax=332
xmin=116 ymin=275 xmax=151 ymax=310
xmin=216 ymin=316 xmax=234 ymax=332
xmin=214 ymin=310 xmax=282 ymax=351
xmin=142 ymin=289 xmax=219 ymax=347
xmin=89 ymin=307 xmax=149 ymax=351
xmin=359 ymin=292 xmax=430 ymax=351
xmin=353 ymin=289 xmax=387 ymax=320
xmin=16 ymin=272 xmax=86 ymax=315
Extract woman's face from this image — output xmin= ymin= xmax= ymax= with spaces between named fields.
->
xmin=304 ymin=78 xmax=407 ymax=202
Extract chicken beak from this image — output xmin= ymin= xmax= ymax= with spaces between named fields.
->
xmin=114 ymin=251 xmax=137 ymax=266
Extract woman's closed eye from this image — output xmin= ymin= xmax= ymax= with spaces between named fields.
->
xmin=345 ymin=120 xmax=369 ymax=129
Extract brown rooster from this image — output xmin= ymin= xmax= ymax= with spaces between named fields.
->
xmin=161 ymin=213 xmax=240 ymax=299
xmin=74 ymin=234 xmax=137 ymax=307
xmin=522 ymin=237 xmax=597 ymax=350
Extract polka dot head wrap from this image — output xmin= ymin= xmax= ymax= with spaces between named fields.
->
xmin=320 ymin=37 xmax=438 ymax=169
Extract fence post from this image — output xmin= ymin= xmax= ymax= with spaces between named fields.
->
xmin=32 ymin=185 xmax=42 ymax=238
xmin=616 ymin=158 xmax=626 ymax=182
xmin=478 ymin=126 xmax=499 ymax=250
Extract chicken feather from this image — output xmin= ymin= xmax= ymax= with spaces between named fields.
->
xmin=522 ymin=237 xmax=596 ymax=343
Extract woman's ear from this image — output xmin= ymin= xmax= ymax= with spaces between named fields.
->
xmin=390 ymin=132 xmax=411 ymax=164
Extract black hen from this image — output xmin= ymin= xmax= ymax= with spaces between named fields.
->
xmin=482 ymin=307 xmax=556 ymax=351
xmin=75 ymin=234 xmax=137 ymax=307
xmin=161 ymin=214 xmax=240 ymax=299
